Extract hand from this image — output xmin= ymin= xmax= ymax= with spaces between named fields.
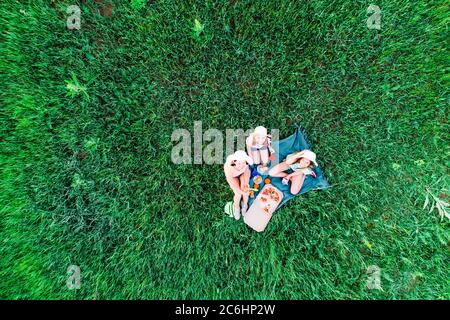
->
xmin=295 ymin=151 xmax=306 ymax=158
xmin=241 ymin=184 xmax=250 ymax=195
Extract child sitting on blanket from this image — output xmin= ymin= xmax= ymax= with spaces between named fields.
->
xmin=268 ymin=150 xmax=317 ymax=195
xmin=224 ymin=150 xmax=253 ymax=220
xmin=246 ymin=126 xmax=275 ymax=173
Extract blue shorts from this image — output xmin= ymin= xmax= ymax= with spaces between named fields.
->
xmin=286 ymin=168 xmax=295 ymax=174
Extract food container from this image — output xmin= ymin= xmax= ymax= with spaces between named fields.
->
xmin=253 ymin=175 xmax=263 ymax=185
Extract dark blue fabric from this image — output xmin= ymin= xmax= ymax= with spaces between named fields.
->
xmin=248 ymin=127 xmax=330 ymax=209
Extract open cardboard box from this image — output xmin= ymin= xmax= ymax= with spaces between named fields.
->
xmin=243 ymin=184 xmax=284 ymax=232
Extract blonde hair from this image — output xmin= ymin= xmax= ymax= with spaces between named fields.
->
xmin=251 ymin=132 xmax=270 ymax=146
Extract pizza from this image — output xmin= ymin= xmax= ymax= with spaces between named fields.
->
xmin=261 ymin=187 xmax=281 ymax=203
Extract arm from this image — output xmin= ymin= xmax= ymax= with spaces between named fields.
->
xmin=246 ymin=135 xmax=253 ymax=157
xmin=285 ymin=151 xmax=305 ymax=165
xmin=266 ymin=135 xmax=275 ymax=154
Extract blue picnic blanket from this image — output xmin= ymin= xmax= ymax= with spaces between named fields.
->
xmin=248 ymin=127 xmax=330 ymax=208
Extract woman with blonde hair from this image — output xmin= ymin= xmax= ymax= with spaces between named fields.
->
xmin=246 ymin=126 xmax=274 ymax=173
xmin=268 ymin=150 xmax=318 ymax=195
xmin=223 ymin=150 xmax=254 ymax=220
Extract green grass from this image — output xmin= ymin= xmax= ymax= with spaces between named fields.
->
xmin=1 ymin=0 xmax=448 ymax=299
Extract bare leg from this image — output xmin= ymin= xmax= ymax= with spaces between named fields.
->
xmin=252 ymin=150 xmax=261 ymax=165
xmin=239 ymin=168 xmax=250 ymax=213
xmin=260 ymin=149 xmax=269 ymax=167
xmin=233 ymin=191 xmax=242 ymax=208
xmin=290 ymin=174 xmax=306 ymax=195
xmin=230 ymin=176 xmax=242 ymax=219
xmin=268 ymin=161 xmax=290 ymax=177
